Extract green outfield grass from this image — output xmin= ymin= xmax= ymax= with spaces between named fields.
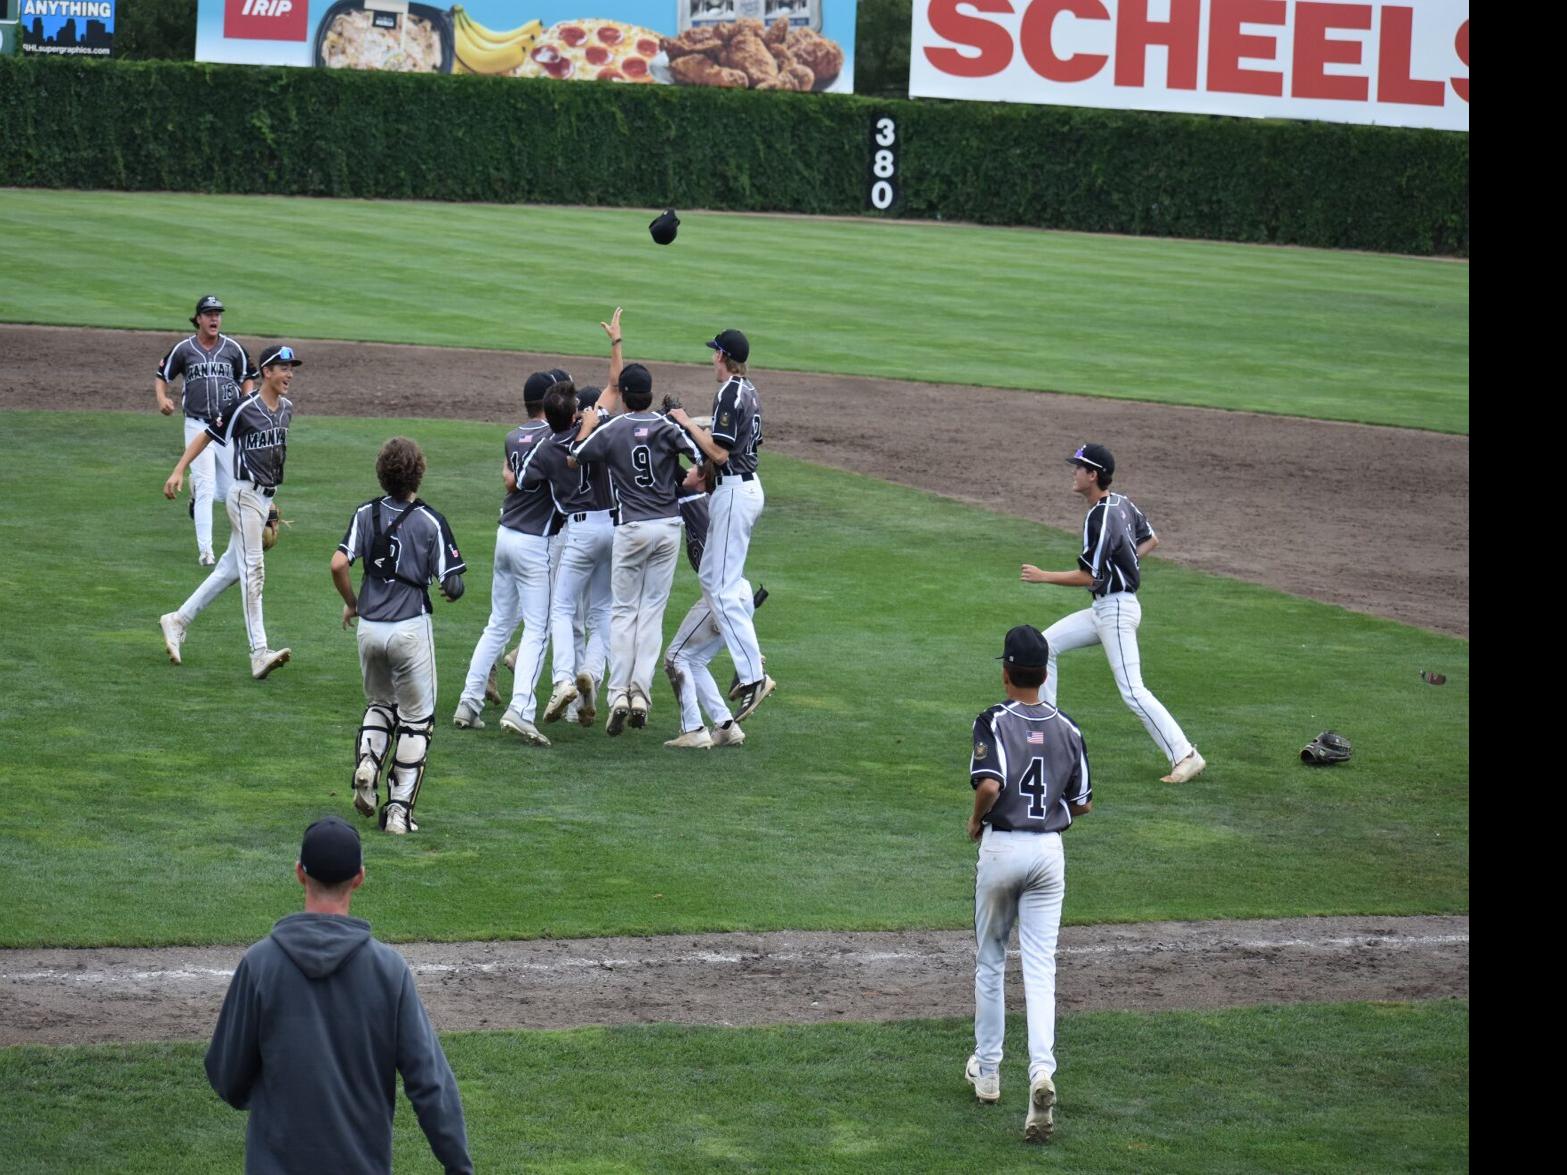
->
xmin=0 ymin=1001 xmax=1468 ymax=1173
xmin=0 ymin=189 xmax=1468 ymax=432
xmin=0 ymin=411 xmax=1468 ymax=948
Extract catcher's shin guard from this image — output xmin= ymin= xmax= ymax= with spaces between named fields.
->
xmin=383 ymin=712 xmax=433 ymax=825
xmin=355 ymin=703 xmax=397 ymax=784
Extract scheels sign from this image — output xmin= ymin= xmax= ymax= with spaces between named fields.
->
xmin=909 ymin=0 xmax=1468 ymax=131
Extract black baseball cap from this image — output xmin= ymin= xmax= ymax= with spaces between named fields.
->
xmin=998 ymin=625 xmax=1050 ymax=668
xmin=577 ymin=385 xmax=603 ymax=410
xmin=706 ymin=329 xmax=749 ymax=364
xmin=190 ymin=295 xmax=225 ymax=326
xmin=649 ymin=209 xmax=680 ymax=245
xmin=618 ymin=363 xmax=653 ymax=397
xmin=523 ymin=371 xmax=561 ymax=405
xmin=299 ymin=816 xmax=362 ymax=885
xmin=257 ymin=344 xmax=303 ymax=369
xmin=1067 ymin=443 xmax=1114 ymax=475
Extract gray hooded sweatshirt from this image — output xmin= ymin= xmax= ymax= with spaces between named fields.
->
xmin=205 ymin=913 xmax=472 ymax=1174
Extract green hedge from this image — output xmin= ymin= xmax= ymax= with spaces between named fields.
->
xmin=0 ymin=57 xmax=1468 ymax=254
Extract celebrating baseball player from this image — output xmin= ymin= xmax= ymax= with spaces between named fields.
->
xmin=965 ymin=624 xmax=1093 ymax=1144
xmin=160 ymin=344 xmax=300 ymax=681
xmin=569 ymin=310 xmax=701 ymax=735
xmin=154 ymin=295 xmax=253 ymax=566
xmin=452 ymin=371 xmax=562 ymax=744
xmin=330 ymin=438 xmax=467 ymax=836
xmin=1020 ymin=444 xmax=1206 ymax=785
xmin=662 ymin=468 xmax=768 ymax=749
xmin=664 ymin=327 xmax=774 ymax=723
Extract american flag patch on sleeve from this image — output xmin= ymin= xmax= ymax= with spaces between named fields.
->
xmin=634 ymin=427 xmax=650 ymax=438
xmin=1027 ymin=731 xmax=1045 ymax=744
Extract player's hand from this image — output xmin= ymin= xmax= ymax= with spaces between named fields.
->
xmin=163 ymin=470 xmax=184 ymax=499
xmin=600 ymin=307 xmax=623 ymax=344
xmin=667 ymin=405 xmax=689 ymax=424
xmin=156 ymin=395 xmax=175 ymax=416
xmin=1020 ymin=564 xmax=1049 ymax=584
xmin=341 ymin=603 xmax=358 ymax=630
xmin=967 ymin=817 xmax=984 ymax=842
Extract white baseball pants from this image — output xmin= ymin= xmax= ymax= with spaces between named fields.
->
xmin=698 ymin=478 xmax=765 ymax=686
xmin=665 ymin=580 xmax=754 ymax=731
xmin=549 ymin=512 xmax=613 ymax=689
xmin=460 ymin=527 xmax=551 ymax=718
xmin=175 ymin=480 xmax=272 ymax=654
xmin=1042 ymin=592 xmax=1193 ymax=767
xmin=973 ymin=828 xmax=1065 ymax=1086
xmin=607 ymin=517 xmax=682 ymax=703
xmin=184 ymin=415 xmax=233 ymax=557
xmin=358 ymin=615 xmax=437 ymax=807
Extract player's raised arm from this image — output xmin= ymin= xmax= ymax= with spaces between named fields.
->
xmin=600 ymin=307 xmax=624 ymax=398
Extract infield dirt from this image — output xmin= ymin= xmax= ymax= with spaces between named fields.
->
xmin=0 ymin=325 xmax=1468 ymax=1046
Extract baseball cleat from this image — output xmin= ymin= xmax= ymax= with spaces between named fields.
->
xmin=198 ymin=550 xmax=216 ymax=567
xmin=1161 ymin=749 xmax=1207 ymax=785
xmin=499 ymin=709 xmax=551 ymax=747
xmin=1024 ymin=1074 xmax=1056 ymax=1143
xmin=712 ymin=720 xmax=746 ymax=748
xmin=503 ymin=645 xmax=519 ymax=672
xmin=664 ymin=727 xmax=714 ymax=750
xmin=732 ymin=675 xmax=776 ymax=723
xmin=543 ymin=680 xmax=578 ymax=723
xmin=452 ymin=701 xmax=486 ymax=730
xmin=605 ymin=695 xmax=630 ymax=737
xmin=250 ymin=647 xmax=291 ymax=680
xmin=484 ymin=664 xmax=503 ymax=706
xmin=964 ymin=1054 xmax=1000 ymax=1104
xmin=728 ymin=654 xmax=767 ymax=701
xmin=628 ymin=691 xmax=649 ymax=729
xmin=351 ymin=757 xmax=379 ymax=818
xmin=575 ymin=673 xmax=598 ymax=726
xmin=384 ymin=805 xmax=411 ymax=836
xmin=159 ymin=613 xmax=186 ymax=665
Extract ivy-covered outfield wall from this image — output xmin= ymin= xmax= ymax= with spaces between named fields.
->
xmin=0 ymin=58 xmax=1468 ymax=255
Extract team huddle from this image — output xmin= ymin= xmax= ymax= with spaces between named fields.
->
xmin=154 ymin=299 xmax=776 ymax=836
xmin=154 ymin=294 xmax=1207 ymax=1148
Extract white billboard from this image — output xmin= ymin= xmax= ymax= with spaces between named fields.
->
xmin=910 ymin=0 xmax=1468 ymax=131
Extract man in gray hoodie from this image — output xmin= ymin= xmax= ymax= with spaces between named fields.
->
xmin=205 ymin=817 xmax=473 ymax=1173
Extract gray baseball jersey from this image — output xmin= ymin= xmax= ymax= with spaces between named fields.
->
xmin=970 ymin=701 xmax=1092 ymax=833
xmin=1078 ymin=493 xmax=1155 ymax=597
xmin=570 ymin=411 xmax=700 ymax=523
xmin=710 ymin=376 xmax=761 ymax=479
xmin=499 ymin=421 xmax=559 ymax=536
xmin=157 ymin=335 xmax=251 ymax=423
xmin=338 ymin=498 xmax=465 ymax=623
xmin=678 ymin=492 xmax=710 ymax=573
xmin=207 ymin=393 xmax=293 ymax=488
xmin=560 ymin=437 xmax=615 ymax=514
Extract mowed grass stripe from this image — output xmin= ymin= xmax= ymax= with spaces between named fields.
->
xmin=0 ymin=1002 xmax=1469 ymax=1173
xmin=0 ymin=412 xmax=1468 ymax=948
xmin=0 ymin=189 xmax=1467 ymax=432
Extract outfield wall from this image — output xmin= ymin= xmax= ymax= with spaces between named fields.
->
xmin=0 ymin=57 xmax=1468 ymax=254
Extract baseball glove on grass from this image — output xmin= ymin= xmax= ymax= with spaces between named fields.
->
xmin=1301 ymin=730 xmax=1352 ymax=765
xmin=261 ymin=506 xmax=291 ymax=551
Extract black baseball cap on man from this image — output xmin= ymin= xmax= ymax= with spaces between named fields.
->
xmin=299 ymin=816 xmax=362 ymax=884
xmin=190 ymin=295 xmax=225 ymax=326
xmin=706 ymin=329 xmax=749 ymax=364
xmin=258 ymin=344 xmax=303 ymax=369
xmin=998 ymin=625 xmax=1050 ymax=668
xmin=523 ymin=370 xmax=561 ymax=405
xmin=1067 ymin=443 xmax=1114 ymax=476
xmin=618 ymin=363 xmax=653 ymax=397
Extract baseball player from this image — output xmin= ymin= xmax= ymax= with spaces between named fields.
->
xmin=331 ymin=438 xmax=467 ymax=836
xmin=154 ymin=295 xmax=253 ymax=565
xmin=665 ymin=328 xmax=774 ymax=723
xmin=452 ymin=372 xmax=562 ymax=745
xmin=1020 ymin=444 xmax=1206 ymax=785
xmin=965 ymin=624 xmax=1093 ymax=1144
xmin=159 ymin=344 xmax=300 ymax=681
xmin=662 ymin=468 xmax=768 ymax=749
xmin=569 ymin=312 xmax=700 ymax=735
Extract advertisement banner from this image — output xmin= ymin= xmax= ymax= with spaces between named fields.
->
xmin=909 ymin=0 xmax=1468 ymax=132
xmin=19 ymin=0 xmax=115 ymax=57
xmin=196 ymin=0 xmax=855 ymax=93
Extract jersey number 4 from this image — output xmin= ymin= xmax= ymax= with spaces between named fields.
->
xmin=1018 ymin=757 xmax=1049 ymax=820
